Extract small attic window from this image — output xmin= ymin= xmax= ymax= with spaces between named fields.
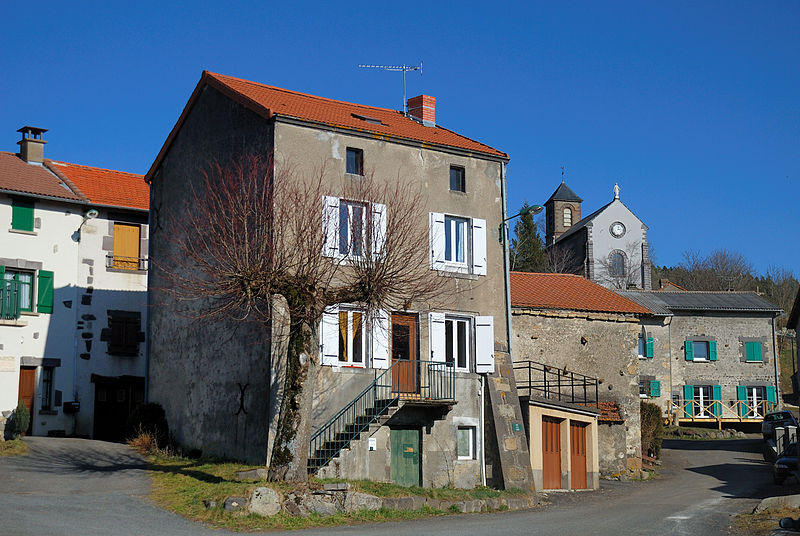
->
xmin=351 ymin=113 xmax=383 ymax=125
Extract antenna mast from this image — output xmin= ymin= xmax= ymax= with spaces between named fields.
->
xmin=358 ymin=62 xmax=423 ymax=115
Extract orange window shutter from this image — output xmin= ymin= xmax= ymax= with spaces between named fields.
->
xmin=113 ymin=224 xmax=140 ymax=270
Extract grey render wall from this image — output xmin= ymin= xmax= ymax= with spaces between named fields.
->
xmin=511 ymin=309 xmax=642 ymax=476
xmin=148 ymin=85 xmax=275 ymax=463
xmin=586 ymin=200 xmax=649 ymax=290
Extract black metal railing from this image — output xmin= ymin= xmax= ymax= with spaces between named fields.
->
xmin=1 ymin=279 xmax=21 ymax=320
xmin=106 ymin=254 xmax=148 ymax=271
xmin=513 ymin=360 xmax=599 ymax=407
xmin=308 ymin=359 xmax=455 ymax=473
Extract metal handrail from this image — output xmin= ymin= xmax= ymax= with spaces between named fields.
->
xmin=308 ymin=359 xmax=455 ymax=473
xmin=106 ymin=254 xmax=148 ymax=271
xmin=1 ymin=280 xmax=21 ymax=320
xmin=513 ymin=359 xmax=599 ymax=406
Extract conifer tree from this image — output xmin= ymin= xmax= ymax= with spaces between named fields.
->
xmin=509 ymin=202 xmax=549 ymax=272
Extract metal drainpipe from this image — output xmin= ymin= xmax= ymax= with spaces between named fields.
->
xmin=773 ymin=316 xmax=780 ymax=409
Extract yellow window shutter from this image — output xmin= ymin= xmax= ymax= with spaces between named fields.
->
xmin=113 ymin=223 xmax=140 ymax=270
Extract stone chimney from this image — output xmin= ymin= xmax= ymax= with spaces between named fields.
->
xmin=407 ymin=95 xmax=435 ymax=126
xmin=17 ymin=126 xmax=48 ymax=163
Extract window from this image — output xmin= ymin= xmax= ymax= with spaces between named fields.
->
xmin=449 ymin=166 xmax=465 ymax=192
xmin=111 ymin=223 xmax=141 ymax=270
xmin=445 ymin=317 xmax=470 ymax=371
xmin=610 ymin=251 xmax=625 ymax=277
xmin=11 ymin=198 xmax=34 ymax=232
xmin=638 ymin=334 xmax=654 ymax=359
xmin=2 ymin=269 xmax=33 ymax=313
xmin=339 ymin=201 xmax=366 ymax=257
xmin=693 ymin=385 xmax=714 ymax=417
xmin=745 ymin=341 xmax=763 ymax=362
xmin=685 ymin=339 xmax=717 ymax=361
xmin=337 ymin=309 xmax=365 ymax=366
xmin=639 ymin=380 xmax=649 ymax=398
xmin=744 ymin=386 xmax=765 ymax=417
xmin=41 ymin=367 xmax=54 ymax=410
xmin=444 ymin=216 xmax=468 ymax=264
xmin=103 ymin=311 xmax=142 ymax=357
xmin=563 ymin=207 xmax=572 ymax=227
xmin=346 ymin=147 xmax=363 ymax=176
xmin=430 ymin=213 xmax=486 ymax=275
xmin=639 ymin=377 xmax=660 ymax=398
xmin=457 ymin=426 xmax=476 ymax=460
xmin=323 ymin=197 xmax=385 ymax=259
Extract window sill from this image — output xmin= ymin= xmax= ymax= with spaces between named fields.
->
xmin=20 ymin=311 xmax=40 ymax=317
xmin=345 ymin=173 xmax=365 ymax=180
xmin=455 ymin=457 xmax=476 ymax=462
xmin=435 ymin=270 xmax=479 ymax=281
xmin=449 ymin=190 xmax=468 ymax=196
xmin=8 ymin=228 xmax=37 ymax=236
xmin=106 ymin=267 xmax=148 ymax=275
xmin=0 ymin=318 xmax=27 ymax=326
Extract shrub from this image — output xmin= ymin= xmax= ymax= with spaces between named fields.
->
xmin=13 ymin=401 xmax=30 ymax=438
xmin=126 ymin=403 xmax=169 ymax=449
xmin=641 ymin=401 xmax=663 ymax=458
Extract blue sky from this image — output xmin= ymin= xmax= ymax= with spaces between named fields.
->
xmin=1 ymin=2 xmax=797 ymax=274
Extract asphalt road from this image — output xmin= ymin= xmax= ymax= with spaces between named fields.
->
xmin=0 ymin=436 xmax=791 ymax=535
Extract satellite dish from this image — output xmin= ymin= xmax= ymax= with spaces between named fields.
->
xmin=85 ymin=209 xmax=99 ymax=219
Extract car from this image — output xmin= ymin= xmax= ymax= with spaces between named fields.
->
xmin=763 ymin=411 xmax=798 ymax=440
xmin=774 ymin=442 xmax=798 ymax=485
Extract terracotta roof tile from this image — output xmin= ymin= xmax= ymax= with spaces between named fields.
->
xmin=510 ymin=272 xmax=651 ymax=315
xmin=596 ymin=401 xmax=624 ymax=423
xmin=0 ymin=151 xmax=83 ymax=201
xmin=46 ymin=160 xmax=148 ymax=210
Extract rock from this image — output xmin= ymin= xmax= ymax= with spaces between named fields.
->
xmin=202 ymin=500 xmax=217 ymax=509
xmin=224 ymin=496 xmax=247 ymax=512
xmin=453 ymin=499 xmax=482 ymax=513
xmin=306 ymin=492 xmax=341 ymax=516
xmin=425 ymin=498 xmax=454 ymax=511
xmin=754 ymin=494 xmax=800 ymax=513
xmin=483 ymin=497 xmax=502 ymax=510
xmin=344 ymin=492 xmax=382 ymax=512
xmin=503 ymin=497 xmax=531 ymax=510
xmin=236 ymin=468 xmax=268 ymax=481
xmin=382 ymin=495 xmax=425 ymax=511
xmin=249 ymin=487 xmax=281 ymax=517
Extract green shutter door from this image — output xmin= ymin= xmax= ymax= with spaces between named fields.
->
xmin=746 ymin=342 xmax=762 ymax=362
xmin=646 ymin=337 xmax=654 ymax=358
xmin=37 ymin=270 xmax=54 ymax=314
xmin=390 ymin=429 xmax=421 ymax=487
xmin=712 ymin=385 xmax=722 ymax=417
xmin=685 ymin=341 xmax=693 ymax=361
xmin=649 ymin=380 xmax=661 ymax=397
xmin=737 ymin=386 xmax=747 ymax=417
xmin=709 ymin=341 xmax=717 ymax=361
xmin=11 ymin=199 xmax=34 ymax=231
xmin=766 ymin=386 xmax=777 ymax=411
xmin=683 ymin=385 xmax=694 ymax=417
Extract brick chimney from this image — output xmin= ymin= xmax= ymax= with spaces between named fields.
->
xmin=17 ymin=126 xmax=48 ymax=163
xmin=407 ymin=95 xmax=435 ymax=126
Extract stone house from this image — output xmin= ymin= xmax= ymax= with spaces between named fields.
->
xmin=0 ymin=127 xmax=149 ymax=440
xmin=788 ymin=288 xmax=800 ymax=395
xmin=509 ymin=271 xmax=651 ymax=485
xmin=618 ymin=290 xmax=782 ymax=424
xmin=145 ymin=71 xmax=528 ymax=489
xmin=545 ymin=182 xmax=652 ymax=290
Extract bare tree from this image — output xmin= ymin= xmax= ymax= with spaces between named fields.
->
xmin=595 ymin=241 xmax=644 ymax=289
xmin=161 ymin=154 xmax=444 ymax=482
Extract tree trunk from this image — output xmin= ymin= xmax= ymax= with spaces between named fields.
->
xmin=267 ymin=317 xmax=319 ymax=482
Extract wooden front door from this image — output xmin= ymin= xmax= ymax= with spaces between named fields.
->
xmin=18 ymin=367 xmax=36 ymax=435
xmin=391 ymin=314 xmax=419 ymax=397
xmin=542 ymin=417 xmax=562 ymax=489
xmin=390 ymin=428 xmax=421 ymax=487
xmin=570 ymin=421 xmax=588 ymax=489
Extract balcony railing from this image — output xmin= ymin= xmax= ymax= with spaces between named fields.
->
xmin=513 ymin=360 xmax=599 ymax=407
xmin=106 ymin=254 xmax=148 ymax=271
xmin=1 ymin=280 xmax=21 ymax=320
xmin=671 ymin=399 xmax=778 ymax=421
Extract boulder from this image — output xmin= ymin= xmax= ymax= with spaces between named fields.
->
xmin=306 ymin=492 xmax=342 ymax=516
xmin=503 ymin=497 xmax=531 ymax=510
xmin=223 ymin=496 xmax=247 ymax=512
xmin=483 ymin=497 xmax=502 ymax=510
xmin=453 ymin=499 xmax=482 ymax=513
xmin=754 ymin=495 xmax=800 ymax=513
xmin=249 ymin=487 xmax=281 ymax=517
xmin=382 ymin=495 xmax=425 ymax=511
xmin=344 ymin=492 xmax=383 ymax=512
xmin=425 ymin=498 xmax=454 ymax=511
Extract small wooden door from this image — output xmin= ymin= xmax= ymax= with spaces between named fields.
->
xmin=391 ymin=314 xmax=419 ymax=397
xmin=113 ymin=223 xmax=140 ymax=270
xmin=542 ymin=417 xmax=562 ymax=489
xmin=18 ymin=367 xmax=36 ymax=435
xmin=570 ymin=421 xmax=588 ymax=489
xmin=390 ymin=428 xmax=421 ymax=487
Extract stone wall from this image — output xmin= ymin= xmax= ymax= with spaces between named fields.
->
xmin=636 ymin=317 xmax=672 ymax=414
xmin=512 ymin=309 xmax=642 ymax=476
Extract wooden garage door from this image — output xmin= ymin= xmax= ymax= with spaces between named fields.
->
xmin=542 ymin=417 xmax=562 ymax=489
xmin=570 ymin=421 xmax=588 ymax=489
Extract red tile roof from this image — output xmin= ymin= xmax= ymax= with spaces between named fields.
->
xmin=510 ymin=272 xmax=651 ymax=315
xmin=46 ymin=160 xmax=148 ymax=211
xmin=0 ymin=151 xmax=83 ymax=201
xmin=146 ymin=71 xmax=507 ymax=181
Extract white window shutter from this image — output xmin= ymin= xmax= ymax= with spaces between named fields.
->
xmin=371 ymin=202 xmax=387 ymax=258
xmin=471 ymin=218 xmax=487 ymax=276
xmin=322 ymin=196 xmax=340 ymax=257
xmin=429 ymin=312 xmax=446 ymax=362
xmin=371 ymin=309 xmax=390 ymax=369
xmin=475 ymin=316 xmax=494 ymax=373
xmin=320 ymin=305 xmax=339 ymax=366
xmin=430 ymin=212 xmax=446 ymax=270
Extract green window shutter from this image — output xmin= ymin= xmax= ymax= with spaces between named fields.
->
xmin=646 ymin=337 xmax=654 ymax=358
xmin=712 ymin=385 xmax=722 ymax=416
xmin=684 ymin=340 xmax=693 ymax=361
xmin=709 ymin=341 xmax=717 ymax=361
xmin=766 ymin=386 xmax=777 ymax=411
xmin=11 ymin=199 xmax=34 ymax=231
xmin=649 ymin=380 xmax=661 ymax=397
xmin=37 ymin=270 xmax=54 ymax=314
xmin=683 ymin=385 xmax=694 ymax=417
xmin=746 ymin=341 xmax=762 ymax=362
xmin=737 ymin=386 xmax=747 ymax=417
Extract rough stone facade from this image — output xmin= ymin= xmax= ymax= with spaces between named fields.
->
xmin=512 ymin=309 xmax=642 ymax=477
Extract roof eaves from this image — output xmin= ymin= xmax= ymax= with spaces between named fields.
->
xmin=0 ymin=187 xmax=88 ymax=205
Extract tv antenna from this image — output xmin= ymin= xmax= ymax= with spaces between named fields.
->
xmin=358 ymin=62 xmax=423 ymax=115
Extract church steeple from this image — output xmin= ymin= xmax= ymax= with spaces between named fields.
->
xmin=544 ymin=178 xmax=583 ymax=245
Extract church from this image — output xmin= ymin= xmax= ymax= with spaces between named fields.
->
xmin=544 ymin=182 xmax=652 ymax=290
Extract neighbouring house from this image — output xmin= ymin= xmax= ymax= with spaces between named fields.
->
xmin=618 ymin=290 xmax=782 ymax=425
xmin=788 ymin=288 xmax=800 ymax=396
xmin=0 ymin=126 xmax=149 ymax=440
xmin=145 ymin=71 xmax=531 ymax=489
xmin=509 ymin=271 xmax=651 ymax=486
xmin=545 ymin=182 xmax=652 ymax=290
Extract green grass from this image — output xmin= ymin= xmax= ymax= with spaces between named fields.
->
xmin=144 ymin=453 xmax=525 ymax=532
xmin=0 ymin=439 xmax=28 ymax=456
